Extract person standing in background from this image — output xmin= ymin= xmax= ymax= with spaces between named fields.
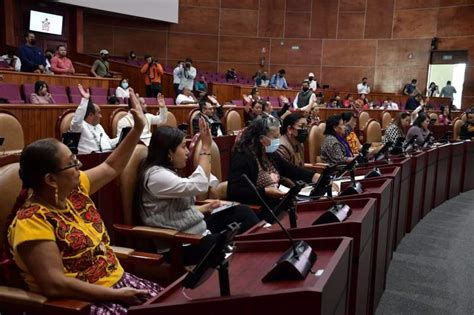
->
xmin=440 ymin=81 xmax=457 ymax=101
xmin=172 ymin=60 xmax=183 ymax=96
xmin=19 ymin=32 xmax=46 ymax=73
xmin=141 ymin=55 xmax=164 ymax=98
xmin=357 ymin=77 xmax=371 ymax=95
xmin=178 ymin=58 xmax=197 ymax=94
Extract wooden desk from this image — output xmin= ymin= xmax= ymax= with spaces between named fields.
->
xmin=129 ymin=237 xmax=353 ymax=315
xmin=406 ymin=151 xmax=427 ymax=232
xmin=237 ymin=198 xmax=376 ymax=315
xmin=421 ymin=148 xmax=438 ymax=218
xmin=462 ymin=141 xmax=474 ymax=192
xmin=448 ymin=142 xmax=465 ymax=199
xmin=434 ymin=144 xmax=451 ymax=207
xmin=429 ymin=125 xmax=451 ymax=140
xmin=0 ymin=69 xmax=121 ymax=89
xmin=336 ymin=178 xmax=392 ymax=313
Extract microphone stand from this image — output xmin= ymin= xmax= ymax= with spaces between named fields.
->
xmin=241 ymin=174 xmax=316 ymax=282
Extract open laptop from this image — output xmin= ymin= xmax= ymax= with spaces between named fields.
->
xmin=62 ymin=132 xmax=81 ymax=154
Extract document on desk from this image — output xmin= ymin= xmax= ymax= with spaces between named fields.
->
xmin=211 ymin=202 xmax=238 ymax=214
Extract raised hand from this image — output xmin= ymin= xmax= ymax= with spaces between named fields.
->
xmin=243 ymin=94 xmax=251 ymax=104
xmin=279 ymin=95 xmax=289 ymax=104
xmin=199 ymin=117 xmax=212 ymax=151
xmin=157 ymin=93 xmax=166 ymax=108
xmin=207 ymin=95 xmax=219 ymax=106
xmin=128 ymin=88 xmax=146 ymax=132
xmin=78 ymin=84 xmax=90 ymax=99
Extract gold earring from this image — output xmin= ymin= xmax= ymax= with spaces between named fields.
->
xmin=54 ymin=187 xmax=59 ymax=206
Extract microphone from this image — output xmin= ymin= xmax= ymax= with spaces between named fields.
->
xmin=241 ymin=174 xmax=316 ymax=282
xmin=312 ymin=194 xmax=352 ymax=225
xmin=404 ymin=134 xmax=418 ymax=151
xmin=421 ymin=132 xmax=433 ymax=148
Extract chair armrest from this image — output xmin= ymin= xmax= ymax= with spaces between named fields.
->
xmin=202 ymin=199 xmax=262 ymax=214
xmin=43 ymin=299 xmax=91 ymax=314
xmin=113 ymin=224 xmax=203 ymax=245
xmin=304 ymin=163 xmax=328 ymax=173
xmin=111 ymin=245 xmax=164 ymax=265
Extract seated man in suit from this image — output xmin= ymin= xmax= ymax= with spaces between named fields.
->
xmin=192 ymin=95 xmax=225 ymax=136
xmin=70 ymin=84 xmax=118 ymax=154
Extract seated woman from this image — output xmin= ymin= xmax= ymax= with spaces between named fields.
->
xmin=277 ymin=112 xmax=308 ymax=167
xmin=307 ymin=105 xmax=320 ymax=127
xmin=115 ymin=79 xmax=131 ymax=99
xmin=137 ymin=119 xmax=259 ymax=265
xmin=384 ymin=112 xmax=410 ymax=144
xmin=438 ymin=105 xmax=452 ymax=125
xmin=341 ymin=112 xmax=361 ymax=155
xmin=6 ymin=90 xmax=162 ymax=314
xmin=30 ymin=80 xmax=55 ymax=104
xmin=227 ymin=116 xmax=319 ymax=221
xmin=406 ymin=112 xmax=431 ymax=147
xmin=320 ymin=115 xmax=354 ymax=165
xmin=243 ymin=98 xmax=264 ymax=125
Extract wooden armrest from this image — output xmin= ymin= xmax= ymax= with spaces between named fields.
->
xmin=304 ymin=163 xmax=328 ymax=172
xmin=0 ymin=286 xmax=47 ymax=306
xmin=202 ymin=199 xmax=262 ymax=214
xmin=110 ymin=245 xmax=164 ymax=265
xmin=43 ymin=299 xmax=91 ymax=313
xmin=113 ymin=224 xmax=203 ymax=245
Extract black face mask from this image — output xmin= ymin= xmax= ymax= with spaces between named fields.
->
xmin=261 ymin=75 xmax=267 ymax=80
xmin=295 ymin=129 xmax=309 ymax=143
xmin=302 ymin=87 xmax=309 ymax=92
xmin=102 ymin=55 xmax=109 ymax=61
xmin=309 ymin=77 xmax=314 ymax=81
xmin=30 ymin=39 xmax=36 ymax=45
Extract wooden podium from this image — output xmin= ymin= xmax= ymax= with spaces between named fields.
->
xmin=236 ymin=198 xmax=376 ymax=315
xmin=422 ymin=148 xmax=438 ymax=218
xmin=406 ymin=151 xmax=427 ymax=232
xmin=129 ymin=237 xmax=353 ymax=315
xmin=434 ymin=144 xmax=451 ymax=207
xmin=448 ymin=142 xmax=465 ymax=199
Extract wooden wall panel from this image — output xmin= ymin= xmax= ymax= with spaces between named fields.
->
xmin=437 ymin=5 xmax=474 ymax=37
xmin=437 ymin=37 xmax=474 ymax=64
xmin=395 ymin=0 xmax=440 ymax=9
xmin=364 ymin=0 xmax=394 ymax=39
xmin=284 ymin=12 xmax=311 ymax=38
xmin=221 ymin=0 xmax=259 ymax=9
xmin=286 ymin=0 xmax=313 ymax=11
xmin=269 ymin=65 xmax=319 ymax=85
xmin=180 ymin=0 xmax=220 ymax=6
xmin=321 ymin=67 xmax=376 ymax=91
xmin=83 ymin=23 xmax=115 ymax=55
xmin=168 ymin=34 xmax=218 ymax=61
xmin=217 ymin=63 xmax=261 ymax=78
xmin=337 ymin=13 xmax=365 ymax=39
xmin=220 ymin=9 xmax=259 ymax=36
xmin=374 ymin=66 xmax=428 ymax=93
xmin=270 ymin=39 xmax=322 ymax=65
xmin=310 ymin=0 xmax=338 ymax=38
xmin=439 ymin=0 xmax=474 ymax=5
xmin=340 ymin=0 xmax=366 ymax=11
xmin=258 ymin=0 xmax=285 ymax=37
xmin=323 ymin=40 xmax=377 ymax=66
xmin=219 ymin=37 xmax=270 ymax=63
xmin=113 ymin=29 xmax=167 ymax=59
xmin=376 ymin=39 xmax=431 ymax=66
xmin=169 ymin=6 xmax=219 ymax=34
xmin=393 ymin=9 xmax=438 ymax=38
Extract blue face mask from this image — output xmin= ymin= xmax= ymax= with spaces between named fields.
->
xmin=265 ymin=138 xmax=280 ymax=153
xmin=122 ymin=83 xmax=129 ymax=89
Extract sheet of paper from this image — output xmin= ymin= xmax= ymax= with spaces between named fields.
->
xmin=211 ymin=202 xmax=237 ymax=214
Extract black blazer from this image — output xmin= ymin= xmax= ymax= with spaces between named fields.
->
xmin=192 ymin=106 xmax=225 ymax=136
xmin=227 ymin=150 xmax=315 ymax=207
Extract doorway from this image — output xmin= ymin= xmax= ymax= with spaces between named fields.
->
xmin=427 ymin=63 xmax=466 ymax=108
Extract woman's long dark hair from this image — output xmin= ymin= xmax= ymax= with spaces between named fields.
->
xmin=2 ymin=139 xmax=61 ymax=261
xmin=392 ymin=112 xmax=410 ymax=133
xmin=233 ymin=117 xmax=279 ymax=171
xmin=324 ymin=115 xmax=342 ymax=137
xmin=281 ymin=112 xmax=304 ymax=135
xmin=135 ymin=126 xmax=185 ymax=209
xmin=413 ymin=112 xmax=429 ymax=128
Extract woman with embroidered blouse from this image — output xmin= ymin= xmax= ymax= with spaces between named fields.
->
xmin=5 ymin=89 xmax=162 ymax=315
xmin=137 ymin=119 xmax=259 ymax=265
xmin=320 ymin=115 xmax=355 ymax=165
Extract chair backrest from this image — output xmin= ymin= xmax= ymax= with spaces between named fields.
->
xmin=48 ymin=85 xmax=67 ymax=95
xmin=52 ymin=94 xmax=71 ymax=104
xmin=0 ymin=83 xmax=23 ymax=103
xmin=120 ymin=144 xmax=148 ymax=225
xmin=453 ymin=118 xmax=463 ymax=140
xmin=68 ymin=86 xmax=81 ymax=95
xmin=69 ymin=94 xmax=82 ymax=104
xmin=90 ymin=95 xmax=107 ymax=104
xmin=365 ymin=119 xmax=382 ymax=143
xmin=358 ymin=111 xmax=370 ymax=130
xmin=224 ymin=110 xmax=242 ymax=134
xmin=164 ymin=111 xmax=178 ymax=128
xmin=461 ymin=113 xmax=467 ymax=123
xmin=188 ymin=109 xmax=201 ymax=137
xmin=143 ymin=97 xmax=158 ymax=105
xmin=89 ymin=87 xmax=108 ymax=96
xmin=164 ymin=98 xmax=174 ymax=105
xmin=308 ymin=124 xmax=324 ymax=164
xmin=0 ymin=111 xmax=24 ymax=151
xmin=231 ymin=100 xmax=243 ymax=106
xmin=110 ymin=108 xmax=129 ymax=137
xmin=22 ymin=84 xmax=34 ymax=99
xmin=381 ymin=111 xmax=392 ymax=129
xmin=0 ymin=161 xmax=21 ymax=234
xmin=429 ymin=112 xmax=439 ymax=125
xmin=55 ymin=109 xmax=76 ymax=139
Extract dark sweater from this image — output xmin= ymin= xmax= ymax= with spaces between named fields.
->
xmin=19 ymin=44 xmax=46 ymax=72
xmin=227 ymin=150 xmax=315 ymax=207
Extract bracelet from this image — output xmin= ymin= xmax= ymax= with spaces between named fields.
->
xmin=199 ymin=152 xmax=211 ymax=156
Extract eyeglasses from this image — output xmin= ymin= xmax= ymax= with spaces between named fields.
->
xmin=54 ymin=155 xmax=83 ymax=173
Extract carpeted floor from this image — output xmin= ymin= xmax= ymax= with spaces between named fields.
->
xmin=376 ymin=190 xmax=474 ymax=315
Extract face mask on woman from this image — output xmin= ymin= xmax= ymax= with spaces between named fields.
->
xmin=295 ymin=129 xmax=309 ymax=143
xmin=122 ymin=82 xmax=129 ymax=89
xmin=265 ymin=138 xmax=280 ymax=153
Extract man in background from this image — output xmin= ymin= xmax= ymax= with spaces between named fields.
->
xmin=141 ymin=55 xmax=164 ymax=97
xmin=357 ymin=77 xmax=371 ymax=95
xmin=50 ymin=45 xmax=75 ymax=75
xmin=440 ymin=81 xmax=457 ymax=101
xmin=19 ymin=32 xmax=46 ymax=73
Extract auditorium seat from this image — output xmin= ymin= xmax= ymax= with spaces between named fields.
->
xmin=164 ymin=111 xmax=178 ymax=128
xmin=0 ymin=110 xmax=24 ymax=150
xmin=164 ymin=98 xmax=174 ymax=105
xmin=429 ymin=112 xmax=439 ymax=125
xmin=381 ymin=111 xmax=392 ymax=129
xmin=69 ymin=94 xmax=82 ymax=104
xmin=143 ymin=97 xmax=158 ymax=105
xmin=308 ymin=124 xmax=325 ymax=164
xmin=68 ymin=86 xmax=81 ymax=96
xmin=365 ymin=119 xmax=382 ymax=144
xmin=453 ymin=118 xmax=463 ymax=139
xmin=90 ymin=95 xmax=107 ymax=104
xmin=108 ymin=87 xmax=116 ymax=96
xmin=53 ymin=94 xmax=71 ymax=104
xmin=224 ymin=109 xmax=242 ymax=134
xmin=231 ymin=100 xmax=243 ymax=106
xmin=55 ymin=109 xmax=76 ymax=138
xmin=110 ymin=108 xmax=128 ymax=137
xmin=22 ymin=83 xmax=34 ymax=100
xmin=187 ymin=109 xmax=200 ymax=137
xmin=48 ymin=85 xmax=67 ymax=95
xmin=0 ymin=83 xmax=24 ymax=104
xmin=90 ymin=87 xmax=108 ymax=96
